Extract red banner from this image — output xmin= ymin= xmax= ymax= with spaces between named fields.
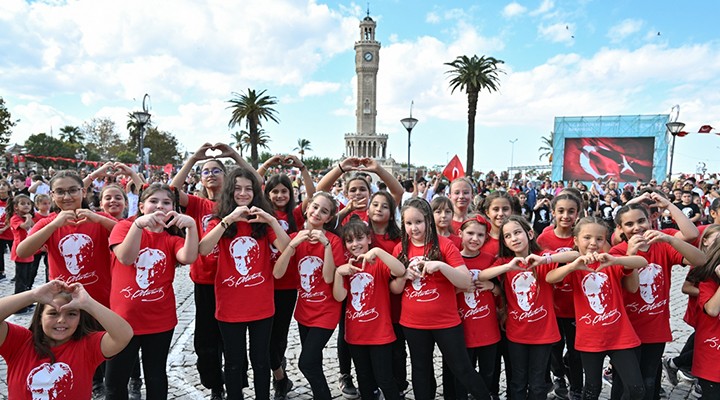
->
xmin=562 ymin=137 xmax=654 ymax=182
xmin=442 ymin=155 xmax=465 ymax=181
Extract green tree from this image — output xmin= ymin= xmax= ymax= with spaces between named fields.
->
xmin=302 ymin=156 xmax=333 ymax=171
xmin=83 ymin=117 xmax=124 ymax=159
xmin=142 ymin=127 xmax=183 ymax=165
xmin=445 ymin=55 xmax=504 ymax=175
xmin=538 ymin=131 xmax=554 ymax=163
xmin=0 ymin=97 xmax=18 ymax=153
xmin=227 ymin=89 xmax=279 ymax=168
xmin=24 ymin=133 xmax=79 ymax=168
xmin=294 ymin=138 xmax=312 ymax=161
xmin=58 ymin=125 xmax=84 ymax=144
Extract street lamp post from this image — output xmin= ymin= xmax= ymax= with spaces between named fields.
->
xmin=400 ymin=102 xmax=418 ymax=179
xmin=509 ymin=138 xmax=518 ymax=180
xmin=666 ymin=105 xmax=685 ymax=182
xmin=133 ymin=94 xmax=151 ymax=177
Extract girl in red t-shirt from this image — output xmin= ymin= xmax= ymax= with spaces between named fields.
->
xmin=199 ymin=167 xmax=290 ymax=400
xmin=389 ymin=198 xmax=490 ymax=400
xmin=274 ymin=191 xmax=344 ymax=400
xmin=333 ymin=216 xmax=405 ymax=400
xmin=446 ymin=215 xmax=500 ymax=399
xmin=431 ymin=196 xmax=463 ymax=249
xmin=546 ymin=217 xmax=646 ymax=399
xmin=0 ymin=180 xmax=14 ymax=280
xmin=476 ymin=215 xmax=578 ymax=400
xmin=449 ymin=177 xmax=474 ymax=234
xmin=685 ymin=242 xmax=720 ymax=397
xmin=480 ymin=190 xmax=515 ymax=257
xmin=536 ymin=192 xmax=583 ymax=398
xmin=260 ymin=154 xmax=314 ymax=397
xmin=172 ymin=142 xmax=252 ymax=398
xmin=0 ymin=280 xmax=133 ymax=400
xmin=7 ymin=195 xmax=41 ymax=301
xmin=17 ymin=171 xmax=117 ymax=308
xmin=105 ymin=183 xmax=198 ymax=399
xmin=608 ymin=203 xmax=706 ymax=399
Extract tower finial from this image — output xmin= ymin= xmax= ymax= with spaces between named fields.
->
xmin=366 ymin=3 xmax=370 ymax=17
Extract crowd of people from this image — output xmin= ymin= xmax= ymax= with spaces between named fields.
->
xmin=0 ymin=141 xmax=718 ymax=400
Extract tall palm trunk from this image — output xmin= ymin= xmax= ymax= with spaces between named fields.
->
xmin=466 ymin=90 xmax=479 ymax=175
xmin=250 ymin=117 xmax=259 ymax=168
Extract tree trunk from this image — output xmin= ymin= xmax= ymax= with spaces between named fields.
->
xmin=466 ymin=90 xmax=479 ymax=176
xmin=250 ymin=118 xmax=259 ymax=168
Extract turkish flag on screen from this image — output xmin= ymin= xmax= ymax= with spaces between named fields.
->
xmin=443 ymin=155 xmax=465 ymax=181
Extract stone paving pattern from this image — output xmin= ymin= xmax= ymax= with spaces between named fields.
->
xmin=0 ymin=259 xmax=701 ymax=399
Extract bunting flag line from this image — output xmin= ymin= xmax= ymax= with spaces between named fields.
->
xmin=20 ymin=154 xmax=169 ymax=170
xmin=698 ymin=125 xmax=714 ymax=133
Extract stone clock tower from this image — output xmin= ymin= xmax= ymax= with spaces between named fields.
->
xmin=344 ymin=13 xmax=388 ymax=160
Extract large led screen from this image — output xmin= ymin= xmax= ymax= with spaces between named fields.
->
xmin=562 ymin=137 xmax=654 ymax=182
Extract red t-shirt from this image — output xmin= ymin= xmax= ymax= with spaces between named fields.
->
xmin=451 ymin=219 xmax=463 ymax=236
xmin=342 ymin=258 xmax=396 ymax=345
xmin=342 ymin=209 xmax=368 ymax=225
xmin=0 ymin=198 xmax=14 ymax=241
xmin=272 ymin=207 xmax=300 ymax=290
xmin=447 ymin=234 xmax=462 ymax=250
xmin=395 ymin=236 xmax=465 ymax=330
xmin=0 ymin=323 xmax=106 ymax=400
xmin=109 ymin=220 xmax=183 ymax=334
xmin=537 ymin=230 xmax=576 ymax=318
xmin=289 ymin=231 xmax=345 ymax=329
xmin=208 ymin=219 xmax=277 ymax=323
xmin=610 ymin=241 xmax=683 ymax=343
xmin=496 ymin=255 xmax=561 ymax=344
xmin=569 ymin=266 xmax=641 ymax=351
xmin=692 ymin=279 xmax=720 ymax=382
xmin=185 ymin=195 xmax=218 ymax=284
xmin=458 ymin=252 xmax=501 ymax=348
xmin=370 ymin=234 xmax=401 ymax=322
xmin=480 ymin=236 xmax=500 ymax=258
xmin=29 ymin=212 xmax=115 ymax=307
xmin=10 ymin=214 xmax=43 ymax=263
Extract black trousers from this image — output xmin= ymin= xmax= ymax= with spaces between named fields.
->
xmin=491 ymin=331 xmax=512 ymax=398
xmin=550 ymin=317 xmax=583 ymax=393
xmin=269 ymin=289 xmax=297 ymax=371
xmin=403 ymin=325 xmax=490 ymax=400
xmin=13 ymin=261 xmax=32 ymax=295
xmin=581 ymin=348 xmax=644 ymax=400
xmin=700 ymin=378 xmax=720 ymax=398
xmin=391 ymin=323 xmax=409 ymax=392
xmin=672 ymin=332 xmax=694 ymax=370
xmin=105 ymin=329 xmax=174 ymax=400
xmin=443 ymin=343 xmax=497 ymax=400
xmin=338 ymin=301 xmax=354 ymax=375
xmin=219 ymin=317 xmax=273 ymax=400
xmin=349 ymin=343 xmax=400 ymax=400
xmin=610 ymin=342 xmax=664 ymax=400
xmin=193 ymin=283 xmax=225 ymax=390
xmin=0 ymin=239 xmax=12 ymax=273
xmin=506 ymin=341 xmax=552 ymax=400
xmin=298 ymin=324 xmax=335 ymax=400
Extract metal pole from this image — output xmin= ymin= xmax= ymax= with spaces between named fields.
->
xmin=139 ymin=125 xmax=145 ymax=178
xmin=668 ymin=134 xmax=676 ymax=181
xmin=407 ymin=129 xmax=411 ymax=179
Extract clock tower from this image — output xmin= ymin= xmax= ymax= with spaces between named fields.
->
xmin=344 ymin=12 xmax=387 ymax=160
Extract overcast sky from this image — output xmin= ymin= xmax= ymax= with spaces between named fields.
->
xmin=2 ymin=0 xmax=719 ymax=175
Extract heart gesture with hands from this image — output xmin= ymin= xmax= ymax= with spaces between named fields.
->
xmin=52 ymin=210 xmax=90 ymax=228
xmin=212 ymin=143 xmax=238 ymax=159
xmin=225 ymin=206 xmax=255 ymax=224
xmin=32 ymin=280 xmax=74 ymax=311
xmin=136 ymin=210 xmax=182 ymax=230
xmin=472 ymin=279 xmax=495 ymax=293
xmin=339 ymin=157 xmax=369 ymax=173
xmin=307 ymin=229 xmax=330 ymax=247
xmin=263 ymin=154 xmax=287 ymax=168
xmin=420 ymin=260 xmax=444 ymax=277
xmin=626 ymin=234 xmax=650 ymax=255
xmin=643 ymin=229 xmax=671 ymax=245
xmin=508 ymin=256 xmax=531 ymax=271
xmin=245 ymin=207 xmax=277 ymax=225
xmin=283 ymin=154 xmax=305 ymax=169
xmin=191 ymin=143 xmax=216 ymax=162
xmin=59 ymin=282 xmax=92 ymax=312
xmin=336 ymin=262 xmax=363 ymax=277
xmin=288 ymin=230 xmax=311 ymax=250
xmin=524 ymin=253 xmax=547 ymax=268
xmin=346 ymin=197 xmax=368 ymax=212
xmin=403 ymin=264 xmax=422 ymax=281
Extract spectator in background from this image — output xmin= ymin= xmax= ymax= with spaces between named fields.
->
xmin=28 ymin=175 xmax=50 ymax=201
xmin=11 ymin=175 xmax=29 ymax=197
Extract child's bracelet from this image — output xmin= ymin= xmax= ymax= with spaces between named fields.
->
xmin=545 ymin=255 xmax=552 ymax=265
xmin=338 ymin=164 xmax=346 ymax=173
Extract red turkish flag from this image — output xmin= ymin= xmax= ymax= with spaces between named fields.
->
xmin=164 ymin=163 xmax=173 ymax=174
xmin=698 ymin=125 xmax=713 ymax=133
xmin=676 ymin=131 xmax=689 ymax=137
xmin=442 ymin=155 xmax=465 ymax=181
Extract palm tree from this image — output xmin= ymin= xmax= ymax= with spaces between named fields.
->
xmin=59 ymin=125 xmax=84 ymax=144
xmin=230 ymin=130 xmax=250 ymax=156
xmin=227 ymin=89 xmax=279 ymax=168
xmin=255 ymin=129 xmax=272 ymax=151
xmin=538 ymin=131 xmax=554 ymax=163
xmin=294 ymin=138 xmax=312 ymax=161
xmin=445 ymin=55 xmax=504 ymax=175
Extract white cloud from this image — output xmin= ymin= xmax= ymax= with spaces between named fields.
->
xmin=530 ymin=0 xmax=554 ymax=16
xmin=299 ymin=81 xmax=342 ymax=97
xmin=538 ymin=22 xmax=574 ymax=43
xmin=502 ymin=2 xmax=527 ymax=18
xmin=426 ymin=12 xmax=440 ymax=24
xmin=607 ymin=19 xmax=644 ymax=43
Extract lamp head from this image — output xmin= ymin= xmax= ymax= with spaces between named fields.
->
xmin=401 ymin=117 xmax=418 ymax=131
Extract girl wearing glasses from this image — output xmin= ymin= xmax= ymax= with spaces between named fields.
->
xmin=17 ymin=170 xmax=117 ymax=308
xmin=170 ymin=142 xmax=261 ymax=399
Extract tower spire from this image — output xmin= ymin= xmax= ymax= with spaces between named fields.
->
xmin=366 ymin=3 xmax=370 ymax=17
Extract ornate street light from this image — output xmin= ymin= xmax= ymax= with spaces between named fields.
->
xmin=666 ymin=105 xmax=685 ymax=181
xmin=400 ymin=101 xmax=418 ymax=179
xmin=132 ymin=94 xmax=151 ymax=176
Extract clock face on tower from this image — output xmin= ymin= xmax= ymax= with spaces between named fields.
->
xmin=364 ymin=52 xmax=373 ymax=61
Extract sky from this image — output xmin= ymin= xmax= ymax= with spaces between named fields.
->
xmin=1 ymin=0 xmax=720 ymax=177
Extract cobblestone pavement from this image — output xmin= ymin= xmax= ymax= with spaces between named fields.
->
xmin=0 ymin=259 xmax=701 ymax=399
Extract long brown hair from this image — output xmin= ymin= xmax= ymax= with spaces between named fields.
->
xmin=397 ymin=198 xmax=442 ymax=267
xmin=28 ymin=293 xmax=95 ymax=363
